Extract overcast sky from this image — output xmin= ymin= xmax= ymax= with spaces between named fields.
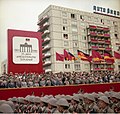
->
xmin=0 ymin=0 xmax=120 ymax=73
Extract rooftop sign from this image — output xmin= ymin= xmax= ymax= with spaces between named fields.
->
xmin=93 ymin=6 xmax=120 ymax=18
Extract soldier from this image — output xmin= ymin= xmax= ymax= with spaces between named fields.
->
xmin=17 ymin=97 xmax=25 ymax=113
xmin=11 ymin=97 xmax=19 ymax=113
xmin=0 ymin=103 xmax=14 ymax=113
xmin=34 ymin=96 xmax=42 ymax=113
xmin=47 ymin=97 xmax=58 ymax=113
xmin=40 ymin=96 xmax=49 ymax=113
xmin=26 ymin=95 xmax=35 ymax=113
xmin=5 ymin=100 xmax=15 ymax=112
xmin=83 ymin=94 xmax=99 ymax=113
xmin=98 ymin=96 xmax=114 ymax=113
xmin=69 ymin=94 xmax=84 ymax=113
xmin=110 ymin=92 xmax=120 ymax=113
xmin=56 ymin=98 xmax=70 ymax=113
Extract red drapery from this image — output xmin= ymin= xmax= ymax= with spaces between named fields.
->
xmin=0 ymin=82 xmax=120 ymax=100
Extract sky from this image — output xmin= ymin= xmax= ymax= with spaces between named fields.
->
xmin=0 ymin=0 xmax=120 ymax=73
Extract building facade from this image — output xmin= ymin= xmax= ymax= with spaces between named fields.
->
xmin=37 ymin=5 xmax=120 ymax=73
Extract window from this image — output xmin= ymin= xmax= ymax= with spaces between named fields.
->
xmin=115 ymin=34 xmax=118 ymax=39
xmin=63 ymin=34 xmax=68 ymax=39
xmin=80 ymin=15 xmax=83 ymax=19
xmin=82 ymin=43 xmax=87 ymax=48
xmin=64 ymin=41 xmax=69 ymax=46
xmin=63 ymin=19 xmax=67 ymax=24
xmin=71 ymin=13 xmax=75 ymax=19
xmin=72 ymin=26 xmax=78 ymax=32
xmin=63 ymin=26 xmax=68 ymax=31
xmin=81 ymin=29 xmax=86 ymax=33
xmin=85 ymin=64 xmax=89 ymax=69
xmin=82 ymin=35 xmax=87 ymax=40
xmin=72 ymin=34 xmax=78 ymax=40
xmin=71 ymin=21 xmax=77 ymax=25
xmin=62 ymin=12 xmax=67 ymax=17
xmin=73 ymin=42 xmax=78 ymax=47
xmin=74 ymin=64 xmax=80 ymax=70
xmin=65 ymin=64 xmax=67 ymax=69
xmin=65 ymin=64 xmax=70 ymax=69
xmin=117 ymin=46 xmax=120 ymax=51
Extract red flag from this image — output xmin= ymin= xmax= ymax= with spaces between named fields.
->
xmin=64 ymin=49 xmax=70 ymax=60
xmin=56 ymin=52 xmax=64 ymax=61
xmin=104 ymin=51 xmax=114 ymax=63
xmin=114 ymin=51 xmax=120 ymax=59
xmin=77 ymin=50 xmax=91 ymax=62
xmin=92 ymin=50 xmax=102 ymax=61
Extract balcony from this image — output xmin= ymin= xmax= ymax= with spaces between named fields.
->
xmin=98 ymin=47 xmax=105 ymax=50
xmin=42 ymin=30 xmax=50 ymax=38
xmin=91 ymin=46 xmax=98 ymax=50
xmin=37 ymin=15 xmax=49 ymax=26
xmin=43 ymin=53 xmax=51 ymax=59
xmin=104 ymin=34 xmax=110 ymax=38
xmin=97 ymin=26 xmax=104 ymax=31
xmin=92 ymin=61 xmax=101 ymax=64
xmin=107 ymin=68 xmax=114 ymax=70
xmin=89 ymin=39 xmax=98 ymax=43
xmin=94 ymin=68 xmax=101 ymax=71
xmin=97 ymin=34 xmax=104 ymax=37
xmin=89 ymin=32 xmax=97 ymax=36
xmin=103 ymin=27 xmax=109 ymax=32
xmin=105 ymin=47 xmax=112 ymax=51
xmin=39 ymin=22 xmax=49 ymax=32
xmin=105 ymin=40 xmax=111 ymax=44
xmin=42 ymin=45 xmax=51 ymax=52
xmin=42 ymin=37 xmax=50 ymax=45
xmin=43 ymin=61 xmax=51 ymax=66
xmin=97 ymin=40 xmax=105 ymax=44
xmin=89 ymin=25 xmax=97 ymax=30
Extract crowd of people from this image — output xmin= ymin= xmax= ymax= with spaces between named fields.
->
xmin=0 ymin=71 xmax=120 ymax=88
xmin=0 ymin=90 xmax=120 ymax=113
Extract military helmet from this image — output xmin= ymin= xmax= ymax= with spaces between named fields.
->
xmin=112 ymin=92 xmax=120 ymax=100
xmin=0 ymin=103 xmax=14 ymax=113
xmin=98 ymin=96 xmax=109 ymax=104
xmin=47 ymin=97 xmax=57 ymax=106
xmin=84 ymin=94 xmax=95 ymax=102
xmin=56 ymin=98 xmax=69 ymax=107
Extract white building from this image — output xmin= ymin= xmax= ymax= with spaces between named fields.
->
xmin=37 ymin=5 xmax=120 ymax=73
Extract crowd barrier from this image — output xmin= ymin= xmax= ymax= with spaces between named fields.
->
xmin=0 ymin=82 xmax=120 ymax=100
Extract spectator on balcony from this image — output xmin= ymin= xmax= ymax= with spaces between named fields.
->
xmin=7 ymin=80 xmax=15 ymax=88
xmin=21 ymin=79 xmax=28 ymax=88
xmin=27 ymin=79 xmax=33 ymax=87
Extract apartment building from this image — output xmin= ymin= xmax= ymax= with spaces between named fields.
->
xmin=37 ymin=5 xmax=120 ymax=73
